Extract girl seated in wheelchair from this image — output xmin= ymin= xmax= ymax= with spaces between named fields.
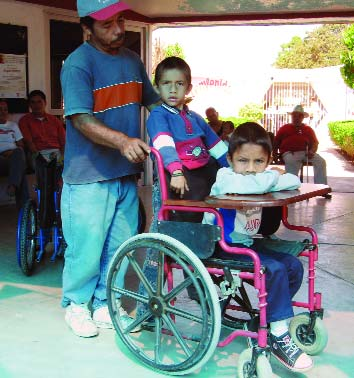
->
xmin=203 ymin=122 xmax=313 ymax=373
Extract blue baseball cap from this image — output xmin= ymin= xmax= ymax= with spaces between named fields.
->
xmin=77 ymin=0 xmax=130 ymax=20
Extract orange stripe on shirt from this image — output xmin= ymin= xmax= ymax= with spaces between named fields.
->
xmin=93 ymin=81 xmax=143 ymax=113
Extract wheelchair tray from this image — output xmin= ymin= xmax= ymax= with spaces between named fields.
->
xmin=157 ymin=220 xmax=221 ymax=259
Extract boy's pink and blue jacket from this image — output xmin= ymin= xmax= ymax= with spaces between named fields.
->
xmin=147 ymin=103 xmax=228 ymax=173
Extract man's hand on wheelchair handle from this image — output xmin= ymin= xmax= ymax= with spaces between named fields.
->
xmin=121 ymin=137 xmax=150 ymax=163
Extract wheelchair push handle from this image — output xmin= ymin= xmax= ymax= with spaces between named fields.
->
xmin=149 ymin=147 xmax=169 ymax=202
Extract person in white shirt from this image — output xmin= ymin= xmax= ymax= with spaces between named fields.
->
xmin=203 ymin=122 xmax=313 ymax=373
xmin=0 ymin=98 xmax=28 ymax=205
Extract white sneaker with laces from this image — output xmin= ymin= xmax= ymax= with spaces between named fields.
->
xmin=93 ymin=303 xmax=141 ymax=332
xmin=92 ymin=306 xmax=114 ymax=329
xmin=65 ymin=303 xmax=98 ymax=338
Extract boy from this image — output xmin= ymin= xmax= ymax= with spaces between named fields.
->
xmin=138 ymin=57 xmax=229 ymax=309
xmin=147 ymin=56 xmax=228 ymax=221
xmin=204 ymin=122 xmax=313 ymax=373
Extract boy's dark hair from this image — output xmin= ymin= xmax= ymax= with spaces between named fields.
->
xmin=0 ymin=98 xmax=8 ymax=105
xmin=28 ymin=90 xmax=46 ymax=102
xmin=154 ymin=57 xmax=192 ymax=86
xmin=228 ymin=122 xmax=272 ymax=158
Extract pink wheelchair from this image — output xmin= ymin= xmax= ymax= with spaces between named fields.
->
xmin=106 ymin=148 xmax=329 ymax=377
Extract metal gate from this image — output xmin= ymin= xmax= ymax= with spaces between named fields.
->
xmin=263 ymin=81 xmax=327 ymax=134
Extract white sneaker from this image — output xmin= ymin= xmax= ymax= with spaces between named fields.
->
xmin=65 ymin=303 xmax=98 ymax=338
xmin=93 ymin=303 xmax=141 ymax=332
xmin=92 ymin=306 xmax=114 ymax=329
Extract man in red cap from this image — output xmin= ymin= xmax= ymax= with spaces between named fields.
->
xmin=60 ymin=0 xmax=160 ymax=337
xmin=273 ymin=105 xmax=330 ymax=198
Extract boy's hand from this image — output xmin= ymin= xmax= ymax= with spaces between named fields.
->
xmin=170 ymin=176 xmax=189 ymax=198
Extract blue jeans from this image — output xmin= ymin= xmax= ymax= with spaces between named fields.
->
xmin=215 ymin=239 xmax=304 ymax=323
xmin=61 ymin=176 xmax=138 ymax=310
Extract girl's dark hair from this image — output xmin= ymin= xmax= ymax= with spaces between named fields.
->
xmin=228 ymin=122 xmax=272 ymax=158
xmin=154 ymin=57 xmax=191 ymax=86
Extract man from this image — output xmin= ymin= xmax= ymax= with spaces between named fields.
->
xmin=0 ymin=99 xmax=28 ymax=208
xmin=60 ymin=0 xmax=160 ymax=338
xmin=205 ymin=107 xmax=223 ymax=136
xmin=273 ymin=105 xmax=331 ymax=198
xmin=19 ymin=90 xmax=66 ymax=167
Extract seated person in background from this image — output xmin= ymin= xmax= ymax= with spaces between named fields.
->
xmin=0 ymin=98 xmax=28 ymax=206
xmin=220 ymin=120 xmax=235 ymax=145
xmin=19 ymin=90 xmax=66 ymax=168
xmin=273 ymin=105 xmax=330 ymax=198
xmin=203 ymin=122 xmax=313 ymax=373
xmin=205 ymin=106 xmax=224 ymax=136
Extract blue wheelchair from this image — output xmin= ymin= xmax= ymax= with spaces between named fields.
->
xmin=16 ymin=154 xmax=65 ymax=276
xmin=16 ymin=154 xmax=147 ymax=276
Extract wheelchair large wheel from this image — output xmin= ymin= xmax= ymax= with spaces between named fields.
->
xmin=237 ymin=348 xmax=272 ymax=378
xmin=107 ymin=233 xmax=221 ymax=375
xmin=289 ymin=312 xmax=328 ymax=355
xmin=17 ymin=199 xmax=37 ymax=276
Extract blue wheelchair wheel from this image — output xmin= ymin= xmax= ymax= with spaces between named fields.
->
xmin=17 ymin=199 xmax=37 ymax=276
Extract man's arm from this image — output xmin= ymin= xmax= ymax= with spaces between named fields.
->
xmin=71 ymin=113 xmax=150 ymax=163
xmin=306 ymin=127 xmax=319 ymax=156
xmin=309 ymin=140 xmax=318 ymax=153
xmin=55 ymin=118 xmax=66 ymax=154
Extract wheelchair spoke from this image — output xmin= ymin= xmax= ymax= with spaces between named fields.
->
xmin=154 ymin=317 xmax=164 ymax=364
xmin=165 ymin=304 xmax=205 ymax=324
xmin=157 ymin=250 xmax=165 ymax=296
xmin=164 ymin=275 xmax=192 ymax=302
xmin=162 ymin=313 xmax=193 ymax=357
xmin=125 ymin=251 xmax=156 ymax=297
xmin=110 ymin=286 xmax=148 ymax=304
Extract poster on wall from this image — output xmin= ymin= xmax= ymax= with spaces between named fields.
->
xmin=0 ymin=53 xmax=27 ymax=98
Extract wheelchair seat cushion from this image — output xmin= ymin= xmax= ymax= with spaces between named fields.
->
xmin=252 ymin=236 xmax=306 ymax=256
